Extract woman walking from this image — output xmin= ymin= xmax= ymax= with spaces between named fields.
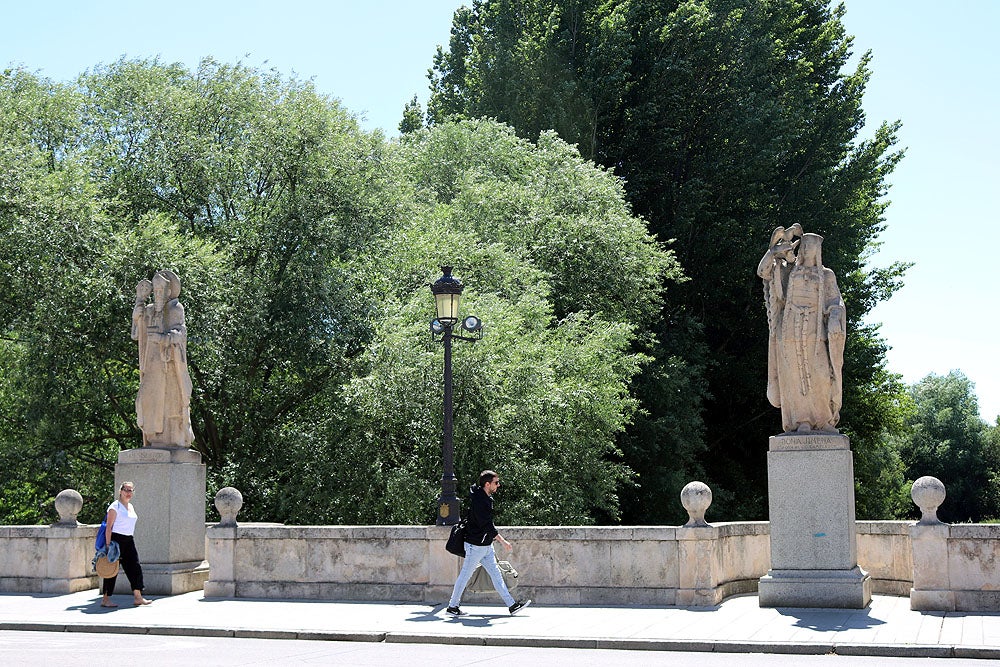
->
xmin=100 ymin=481 xmax=152 ymax=607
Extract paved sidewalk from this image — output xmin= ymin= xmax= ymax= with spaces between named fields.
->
xmin=1 ymin=590 xmax=999 ymax=659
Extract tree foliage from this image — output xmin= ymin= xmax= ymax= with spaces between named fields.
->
xmin=428 ymin=0 xmax=909 ymax=519
xmin=0 ymin=62 xmax=675 ymax=525
xmin=353 ymin=120 xmax=681 ymax=524
xmin=399 ymin=95 xmax=425 ymax=134
xmin=893 ymin=372 xmax=999 ymax=523
xmin=0 ymin=67 xmax=123 ymax=522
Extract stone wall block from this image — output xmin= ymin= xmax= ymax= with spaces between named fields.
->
xmin=428 ymin=525 xmax=460 ymax=587
xmin=676 ymin=525 xmax=720 ymax=605
xmin=947 ymin=537 xmax=1000 ymax=591
xmin=718 ymin=530 xmax=770 ymax=584
xmin=516 ymin=539 xmax=611 ymax=587
xmin=204 ymin=524 xmax=236 ymax=597
xmin=610 ymin=539 xmax=678 ymax=588
xmin=910 ymin=522 xmax=953 ymax=611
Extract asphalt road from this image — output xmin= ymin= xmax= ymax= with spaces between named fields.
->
xmin=1 ymin=631 xmax=992 ymax=666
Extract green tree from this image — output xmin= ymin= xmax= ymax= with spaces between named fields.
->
xmin=268 ymin=119 xmax=684 ymax=524
xmin=0 ymin=67 xmax=125 ymax=523
xmin=1 ymin=61 xmax=679 ymax=525
xmin=0 ymin=60 xmax=398 ymax=522
xmin=427 ymin=0 xmax=908 ymax=519
xmin=399 ymin=94 xmax=425 ymax=134
xmin=894 ymin=372 xmax=999 ymax=523
xmin=986 ymin=418 xmax=1000 ymax=521
xmin=76 ymin=57 xmax=401 ymax=518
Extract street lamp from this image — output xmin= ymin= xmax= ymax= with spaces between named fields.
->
xmin=429 ymin=266 xmax=483 ymax=525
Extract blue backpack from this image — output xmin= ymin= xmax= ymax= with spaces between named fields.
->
xmin=95 ymin=503 xmax=116 ymax=550
xmin=95 ymin=520 xmax=108 ymax=550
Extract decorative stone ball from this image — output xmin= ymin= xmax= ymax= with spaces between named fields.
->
xmin=215 ymin=487 xmax=244 ymax=526
xmin=54 ymin=489 xmax=83 ymax=525
xmin=680 ymin=481 xmax=712 ymax=527
xmin=911 ymin=476 xmax=946 ymax=525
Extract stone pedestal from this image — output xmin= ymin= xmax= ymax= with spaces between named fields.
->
xmin=203 ymin=524 xmax=236 ymax=598
xmin=44 ymin=524 xmax=100 ymax=593
xmin=758 ymin=433 xmax=871 ymax=608
xmin=909 ymin=522 xmax=955 ymax=611
xmin=676 ymin=525 xmax=720 ymax=606
xmin=112 ymin=447 xmax=209 ymax=595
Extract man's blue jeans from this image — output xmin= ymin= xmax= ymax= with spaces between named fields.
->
xmin=448 ymin=542 xmax=515 ymax=608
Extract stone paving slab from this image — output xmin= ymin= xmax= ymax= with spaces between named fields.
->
xmin=1 ymin=590 xmax=999 ymax=659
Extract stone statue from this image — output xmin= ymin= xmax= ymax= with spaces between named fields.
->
xmin=131 ymin=270 xmax=195 ymax=448
xmin=757 ymin=226 xmax=846 ymax=434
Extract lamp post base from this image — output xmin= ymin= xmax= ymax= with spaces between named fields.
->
xmin=436 ymin=495 xmax=461 ymax=525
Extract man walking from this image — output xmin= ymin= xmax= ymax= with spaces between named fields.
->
xmin=446 ymin=470 xmax=531 ymax=616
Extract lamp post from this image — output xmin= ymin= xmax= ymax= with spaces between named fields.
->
xmin=429 ymin=266 xmax=483 ymax=525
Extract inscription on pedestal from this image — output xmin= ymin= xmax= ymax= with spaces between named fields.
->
xmin=769 ymin=434 xmax=850 ymax=452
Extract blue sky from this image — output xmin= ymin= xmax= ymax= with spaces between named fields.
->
xmin=3 ymin=1 xmax=997 ymax=421
xmin=841 ymin=1 xmax=999 ymax=422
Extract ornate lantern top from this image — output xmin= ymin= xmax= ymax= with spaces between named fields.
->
xmin=430 ymin=266 xmax=464 ymax=325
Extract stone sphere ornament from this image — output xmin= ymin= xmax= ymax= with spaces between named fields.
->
xmin=54 ymin=489 xmax=84 ymax=525
xmin=680 ymin=481 xmax=713 ymax=527
xmin=911 ymin=476 xmax=947 ymax=525
xmin=214 ymin=486 xmax=244 ymax=526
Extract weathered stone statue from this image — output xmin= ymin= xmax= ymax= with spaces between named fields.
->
xmin=756 ymin=226 xmax=869 ymax=609
xmin=131 ymin=270 xmax=194 ymax=448
xmin=757 ymin=225 xmax=846 ymax=434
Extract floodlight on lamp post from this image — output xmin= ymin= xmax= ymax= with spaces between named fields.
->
xmin=429 ymin=266 xmax=483 ymax=525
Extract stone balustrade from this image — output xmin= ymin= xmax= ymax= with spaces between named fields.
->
xmin=0 ymin=490 xmax=99 ymax=593
xmin=4 ymin=478 xmax=997 ymax=611
xmin=909 ymin=476 xmax=1000 ymax=611
xmin=200 ymin=481 xmax=906 ymax=605
xmin=857 ymin=521 xmax=914 ymax=596
xmin=204 ymin=521 xmax=775 ymax=604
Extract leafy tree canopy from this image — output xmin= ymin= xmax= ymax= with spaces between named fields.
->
xmin=893 ymin=371 xmax=999 ymax=523
xmin=428 ymin=0 xmax=910 ymax=519
xmin=0 ymin=61 xmax=676 ymax=525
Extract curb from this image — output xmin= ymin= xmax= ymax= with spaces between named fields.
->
xmin=3 ymin=621 xmax=1000 ymax=659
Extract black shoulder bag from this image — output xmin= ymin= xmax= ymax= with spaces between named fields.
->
xmin=445 ymin=518 xmax=467 ymax=557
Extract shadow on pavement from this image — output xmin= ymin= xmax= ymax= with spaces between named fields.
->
xmin=406 ymin=604 xmax=447 ymax=623
xmin=65 ymin=598 xmax=122 ymax=615
xmin=405 ymin=603 xmax=510 ymax=627
xmin=446 ymin=613 xmax=509 ymax=628
xmin=777 ymin=607 xmax=886 ymax=632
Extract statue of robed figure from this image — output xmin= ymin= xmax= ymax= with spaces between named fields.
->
xmin=757 ymin=226 xmax=846 ymax=434
xmin=131 ymin=269 xmax=195 ymax=448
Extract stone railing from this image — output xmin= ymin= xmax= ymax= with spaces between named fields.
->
xmin=5 ymin=477 xmax=995 ymax=611
xmin=202 ymin=483 xmax=908 ymax=605
xmin=204 ymin=521 xmax=774 ymax=605
xmin=909 ymin=476 xmax=1000 ymax=611
xmin=0 ymin=490 xmax=99 ymax=593
xmin=857 ymin=521 xmax=913 ymax=596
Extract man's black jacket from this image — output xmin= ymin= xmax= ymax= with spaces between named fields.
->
xmin=464 ymin=485 xmax=499 ymax=546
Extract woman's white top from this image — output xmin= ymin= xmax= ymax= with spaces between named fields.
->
xmin=106 ymin=500 xmax=138 ymax=536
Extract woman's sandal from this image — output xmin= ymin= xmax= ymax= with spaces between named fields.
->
xmin=133 ymin=598 xmax=152 ymax=606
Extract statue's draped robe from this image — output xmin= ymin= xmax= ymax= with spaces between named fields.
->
xmin=759 ymin=253 xmax=845 ymax=433
xmin=132 ymin=299 xmax=194 ymax=447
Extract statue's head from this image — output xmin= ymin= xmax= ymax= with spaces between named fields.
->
xmin=796 ymin=233 xmax=824 ymax=267
xmin=152 ymin=270 xmax=181 ymax=305
xmin=152 ymin=273 xmax=169 ymax=303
